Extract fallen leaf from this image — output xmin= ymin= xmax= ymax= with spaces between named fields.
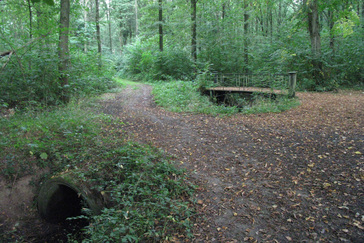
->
xmin=285 ymin=236 xmax=292 ymax=241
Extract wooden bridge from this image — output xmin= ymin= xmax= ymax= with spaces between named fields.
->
xmin=205 ymin=72 xmax=297 ymax=98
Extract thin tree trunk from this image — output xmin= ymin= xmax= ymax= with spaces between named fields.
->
xmin=83 ymin=0 xmax=88 ymax=52
xmin=304 ymin=0 xmax=323 ymax=85
xmin=243 ymin=0 xmax=249 ymax=73
xmin=59 ymin=0 xmax=70 ymax=102
xmin=269 ymin=4 xmax=273 ymax=41
xmin=278 ymin=1 xmax=282 ymax=28
xmin=135 ymin=0 xmax=138 ymax=35
xmin=222 ymin=2 xmax=225 ymax=20
xmin=191 ymin=0 xmax=197 ymax=63
xmin=327 ymin=10 xmax=335 ymax=54
xmin=107 ymin=1 xmax=113 ymax=53
xmin=95 ymin=0 xmax=102 ymax=68
xmin=27 ymin=0 xmax=33 ymax=39
xmin=159 ymin=0 xmax=163 ymax=52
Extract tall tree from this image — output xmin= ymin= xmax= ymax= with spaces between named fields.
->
xmin=303 ymin=0 xmax=323 ymax=84
xmin=135 ymin=0 xmax=138 ymax=35
xmin=95 ymin=0 xmax=101 ymax=68
xmin=107 ymin=0 xmax=113 ymax=53
xmin=159 ymin=0 xmax=163 ymax=52
xmin=191 ymin=0 xmax=197 ymax=63
xmin=59 ymin=0 xmax=70 ymax=102
xmin=243 ymin=0 xmax=249 ymax=72
xmin=27 ymin=0 xmax=33 ymax=39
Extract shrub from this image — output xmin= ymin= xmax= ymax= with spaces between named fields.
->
xmin=119 ymin=38 xmax=194 ymax=81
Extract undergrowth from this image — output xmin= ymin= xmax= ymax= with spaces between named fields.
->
xmin=151 ymin=81 xmax=239 ymax=115
xmin=151 ymin=81 xmax=300 ymax=115
xmin=0 ymin=99 xmax=195 ymax=242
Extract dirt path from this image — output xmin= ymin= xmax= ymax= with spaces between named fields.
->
xmin=100 ymin=85 xmax=364 ymax=242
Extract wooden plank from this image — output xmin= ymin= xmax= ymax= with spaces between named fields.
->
xmin=207 ymin=86 xmax=284 ymax=94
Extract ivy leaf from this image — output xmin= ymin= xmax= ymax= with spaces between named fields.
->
xmin=40 ymin=152 xmax=48 ymax=160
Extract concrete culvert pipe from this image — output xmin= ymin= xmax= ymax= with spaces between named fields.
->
xmin=37 ymin=172 xmax=105 ymax=224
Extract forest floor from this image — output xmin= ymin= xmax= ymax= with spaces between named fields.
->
xmin=100 ymin=84 xmax=363 ymax=242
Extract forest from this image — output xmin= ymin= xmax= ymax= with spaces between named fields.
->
xmin=0 ymin=0 xmax=363 ymax=242
xmin=0 ymin=0 xmax=363 ymax=108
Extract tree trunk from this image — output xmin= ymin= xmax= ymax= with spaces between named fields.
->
xmin=269 ymin=4 xmax=273 ymax=41
xmin=327 ymin=10 xmax=335 ymax=53
xmin=243 ymin=0 xmax=249 ymax=73
xmin=278 ymin=1 xmax=282 ymax=28
xmin=59 ymin=0 xmax=70 ymax=103
xmin=304 ymin=0 xmax=323 ymax=85
xmin=83 ymin=0 xmax=89 ymax=52
xmin=27 ymin=0 xmax=33 ymax=39
xmin=191 ymin=0 xmax=197 ymax=63
xmin=222 ymin=2 xmax=225 ymax=20
xmin=107 ymin=1 xmax=113 ymax=53
xmin=135 ymin=0 xmax=138 ymax=35
xmin=159 ymin=0 xmax=163 ymax=52
xmin=95 ymin=0 xmax=102 ymax=68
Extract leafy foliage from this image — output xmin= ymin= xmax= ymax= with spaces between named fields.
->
xmin=118 ymin=38 xmax=194 ymax=81
xmin=81 ymin=143 xmax=194 ymax=242
xmin=0 ymin=47 xmax=117 ymax=108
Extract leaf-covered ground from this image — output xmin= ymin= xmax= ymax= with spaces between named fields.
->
xmin=100 ymin=85 xmax=363 ymax=242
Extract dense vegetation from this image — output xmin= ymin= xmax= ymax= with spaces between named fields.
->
xmin=1 ymin=0 xmax=363 ymax=110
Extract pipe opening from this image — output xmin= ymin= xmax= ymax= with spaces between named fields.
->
xmin=45 ymin=184 xmax=86 ymax=223
xmin=38 ymin=176 xmax=104 ymax=241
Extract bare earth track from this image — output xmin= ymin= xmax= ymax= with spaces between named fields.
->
xmin=100 ymin=84 xmax=363 ymax=242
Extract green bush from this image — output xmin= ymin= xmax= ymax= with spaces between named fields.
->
xmin=0 ymin=49 xmax=117 ymax=108
xmin=119 ymin=38 xmax=194 ymax=81
xmin=152 ymin=81 xmax=239 ymax=115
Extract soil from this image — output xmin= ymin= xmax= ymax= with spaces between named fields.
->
xmin=100 ymin=84 xmax=364 ymax=242
xmin=1 ymin=84 xmax=363 ymax=242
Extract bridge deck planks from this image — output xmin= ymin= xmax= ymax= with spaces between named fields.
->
xmin=206 ymin=87 xmax=285 ymax=94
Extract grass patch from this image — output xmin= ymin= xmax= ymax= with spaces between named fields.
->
xmin=239 ymin=95 xmax=300 ymax=114
xmin=114 ymin=78 xmax=141 ymax=89
xmin=151 ymin=80 xmax=300 ymax=115
xmin=0 ymin=99 xmax=195 ymax=242
xmin=151 ymin=81 xmax=239 ymax=115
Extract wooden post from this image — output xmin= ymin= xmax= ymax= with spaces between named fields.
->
xmin=288 ymin=71 xmax=297 ymax=97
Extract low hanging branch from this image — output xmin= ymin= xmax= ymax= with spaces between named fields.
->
xmin=0 ymin=32 xmax=51 ymax=72
xmin=0 ymin=50 xmax=14 ymax=58
xmin=1 ymin=51 xmax=14 ymax=70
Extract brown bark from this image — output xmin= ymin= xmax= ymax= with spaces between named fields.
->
xmin=59 ymin=0 xmax=70 ymax=102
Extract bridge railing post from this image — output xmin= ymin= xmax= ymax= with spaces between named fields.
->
xmin=288 ymin=71 xmax=297 ymax=98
